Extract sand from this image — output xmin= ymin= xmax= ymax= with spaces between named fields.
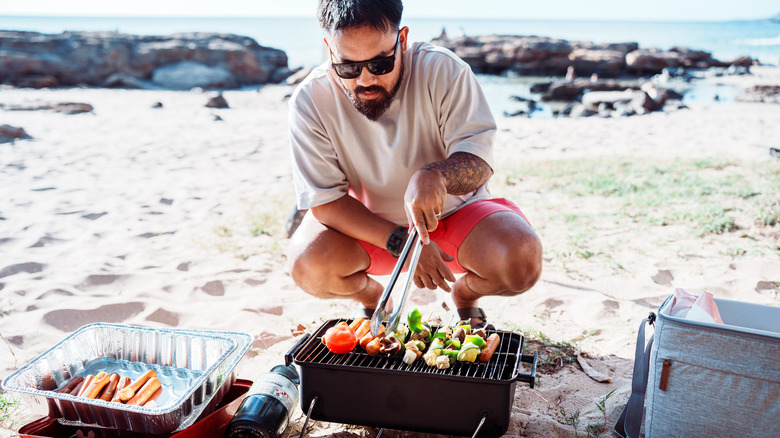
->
xmin=1 ymin=67 xmax=779 ymax=437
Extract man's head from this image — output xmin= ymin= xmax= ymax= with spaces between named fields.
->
xmin=318 ymin=0 xmax=407 ymax=121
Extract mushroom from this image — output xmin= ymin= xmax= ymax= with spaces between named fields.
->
xmin=379 ymin=335 xmax=402 ymax=355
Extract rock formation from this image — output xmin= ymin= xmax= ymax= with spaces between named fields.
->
xmin=0 ymin=31 xmax=292 ymax=89
xmin=431 ymin=34 xmax=745 ymax=78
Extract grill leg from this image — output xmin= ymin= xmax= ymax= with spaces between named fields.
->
xmin=471 ymin=414 xmax=487 ymax=438
xmin=298 ymin=396 xmax=318 ymax=438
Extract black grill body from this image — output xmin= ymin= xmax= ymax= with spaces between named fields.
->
xmin=285 ymin=319 xmax=537 ymax=437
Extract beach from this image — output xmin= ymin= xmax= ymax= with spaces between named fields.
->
xmin=1 ymin=66 xmax=779 ymax=437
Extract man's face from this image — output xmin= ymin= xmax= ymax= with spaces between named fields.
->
xmin=327 ymin=25 xmax=408 ymax=121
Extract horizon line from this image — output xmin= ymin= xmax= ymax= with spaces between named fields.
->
xmin=1 ymin=14 xmax=778 ymax=23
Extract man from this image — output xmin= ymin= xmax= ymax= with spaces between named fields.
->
xmin=287 ymin=0 xmax=542 ymax=327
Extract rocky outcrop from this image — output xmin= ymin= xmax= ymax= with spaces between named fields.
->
xmin=431 ymin=35 xmax=741 ymax=78
xmin=0 ymin=124 xmax=32 ymax=143
xmin=0 ymin=31 xmax=291 ymax=89
xmin=530 ymin=79 xmax=641 ymax=101
xmin=737 ymin=85 xmax=780 ymax=104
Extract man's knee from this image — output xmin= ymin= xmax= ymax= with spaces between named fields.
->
xmin=288 ymin=244 xmax=324 ymax=293
xmin=501 ymin=233 xmax=543 ymax=294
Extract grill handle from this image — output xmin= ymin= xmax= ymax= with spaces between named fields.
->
xmin=285 ymin=333 xmax=312 ymax=367
xmin=513 ymin=351 xmax=538 ymax=389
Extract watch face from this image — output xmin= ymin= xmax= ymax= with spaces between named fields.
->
xmin=389 ymin=234 xmax=403 ymax=251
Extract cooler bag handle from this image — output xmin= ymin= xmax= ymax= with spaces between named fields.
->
xmin=614 ymin=313 xmax=655 ymax=438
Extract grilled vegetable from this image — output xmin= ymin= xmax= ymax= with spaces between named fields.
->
xmin=323 ymin=322 xmax=358 ymax=354
xmin=427 ymin=337 xmax=446 ymax=352
xmin=392 ymin=324 xmax=410 ymax=343
xmin=408 ymin=309 xmax=425 ymax=333
xmin=403 ymin=340 xmax=424 ymax=364
xmin=464 ymin=334 xmax=486 ymax=348
xmin=379 ymin=335 xmax=402 ymax=355
xmin=441 ymin=348 xmax=459 ymax=364
xmin=445 ymin=338 xmax=461 ymax=350
xmin=457 ymin=342 xmax=481 ymax=362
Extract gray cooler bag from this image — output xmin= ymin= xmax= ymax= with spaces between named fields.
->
xmin=615 ymin=295 xmax=780 ymax=438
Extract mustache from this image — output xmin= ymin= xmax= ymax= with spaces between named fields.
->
xmin=354 ymin=85 xmax=387 ymax=95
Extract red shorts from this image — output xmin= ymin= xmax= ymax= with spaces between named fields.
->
xmin=357 ymin=198 xmax=529 ymax=275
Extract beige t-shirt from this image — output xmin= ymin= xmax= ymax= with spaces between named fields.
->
xmin=289 ymin=41 xmax=496 ymax=225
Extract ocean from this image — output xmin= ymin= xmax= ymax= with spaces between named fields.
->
xmin=2 ymin=15 xmax=779 ymax=115
xmin=2 ymin=15 xmax=779 ymax=68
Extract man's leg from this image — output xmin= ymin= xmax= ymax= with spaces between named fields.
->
xmin=287 ymin=212 xmax=385 ymax=310
xmin=453 ymin=211 xmax=543 ymax=322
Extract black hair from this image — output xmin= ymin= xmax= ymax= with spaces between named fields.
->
xmin=317 ymin=0 xmax=403 ymax=33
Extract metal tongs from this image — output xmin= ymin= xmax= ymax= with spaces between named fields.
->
xmin=370 ymin=227 xmax=424 ymax=336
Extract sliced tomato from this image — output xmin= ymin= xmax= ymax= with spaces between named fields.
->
xmin=323 ymin=322 xmax=358 ymax=354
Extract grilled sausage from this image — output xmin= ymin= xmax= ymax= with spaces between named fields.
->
xmin=143 ymin=387 xmax=163 ymax=408
xmin=349 ymin=317 xmax=364 ymax=332
xmin=98 ymin=373 xmax=121 ymax=401
xmin=111 ymin=376 xmax=132 ymax=403
xmin=126 ymin=377 xmax=161 ymax=406
xmin=83 ymin=371 xmax=111 ymax=399
xmin=117 ymin=369 xmax=157 ymax=402
xmin=56 ymin=376 xmax=84 ymax=394
xmin=479 ymin=333 xmax=500 ymax=362
xmin=76 ymin=375 xmax=95 ymax=397
xmin=354 ymin=319 xmax=371 ymax=340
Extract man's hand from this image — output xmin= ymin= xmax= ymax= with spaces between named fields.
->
xmin=405 ymin=152 xmax=493 ymax=245
xmin=404 ymin=168 xmax=447 ymax=245
xmin=411 ymin=241 xmax=456 ymax=291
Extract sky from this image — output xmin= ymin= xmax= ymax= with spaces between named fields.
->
xmin=1 ymin=0 xmax=779 ymax=21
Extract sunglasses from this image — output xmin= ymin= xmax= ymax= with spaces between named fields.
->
xmin=329 ymin=31 xmax=401 ymax=79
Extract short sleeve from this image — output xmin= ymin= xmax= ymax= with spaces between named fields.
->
xmin=288 ymin=83 xmax=349 ymax=209
xmin=434 ymin=58 xmax=496 ymax=170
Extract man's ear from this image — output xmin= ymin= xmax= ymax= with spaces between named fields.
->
xmin=401 ymin=26 xmax=409 ymax=54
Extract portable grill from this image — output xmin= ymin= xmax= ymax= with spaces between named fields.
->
xmin=285 ymin=318 xmax=538 ymax=438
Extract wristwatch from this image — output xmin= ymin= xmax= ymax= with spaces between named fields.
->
xmin=386 ymin=226 xmax=408 ymax=258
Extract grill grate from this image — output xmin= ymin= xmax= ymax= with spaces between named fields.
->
xmin=294 ymin=318 xmax=523 ymax=382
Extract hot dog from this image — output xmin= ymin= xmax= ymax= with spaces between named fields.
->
xmin=111 ymin=376 xmax=132 ymax=403
xmin=98 ymin=373 xmax=121 ymax=401
xmin=83 ymin=371 xmax=110 ymax=399
xmin=143 ymin=387 xmax=163 ymax=408
xmin=354 ymin=319 xmax=371 ymax=340
xmin=479 ymin=333 xmax=500 ymax=362
xmin=117 ymin=369 xmax=157 ymax=402
xmin=56 ymin=376 xmax=84 ymax=394
xmin=348 ymin=317 xmax=364 ymax=332
xmin=76 ymin=375 xmax=95 ymax=397
xmin=126 ymin=377 xmax=161 ymax=406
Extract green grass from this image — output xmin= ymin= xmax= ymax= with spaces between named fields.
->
xmin=0 ymin=390 xmax=19 ymax=428
xmin=493 ymin=156 xmax=780 ymax=277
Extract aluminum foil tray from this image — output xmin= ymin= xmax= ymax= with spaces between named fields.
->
xmin=1 ymin=323 xmax=252 ymax=434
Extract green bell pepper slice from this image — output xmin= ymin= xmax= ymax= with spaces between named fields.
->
xmin=464 ymin=334 xmax=486 ymax=348
xmin=407 ymin=309 xmax=424 ymax=333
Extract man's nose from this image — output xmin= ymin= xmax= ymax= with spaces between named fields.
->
xmin=355 ymin=66 xmax=377 ymax=86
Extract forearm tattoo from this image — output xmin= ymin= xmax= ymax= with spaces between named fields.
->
xmin=422 ymin=152 xmax=493 ymax=195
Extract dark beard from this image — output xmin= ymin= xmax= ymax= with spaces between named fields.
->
xmin=348 ymin=63 xmax=404 ymax=121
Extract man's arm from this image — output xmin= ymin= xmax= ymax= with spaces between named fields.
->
xmin=311 ymin=194 xmax=398 ymax=251
xmin=421 ymin=151 xmax=493 ymax=195
xmin=404 ymin=151 xmax=493 ymax=244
